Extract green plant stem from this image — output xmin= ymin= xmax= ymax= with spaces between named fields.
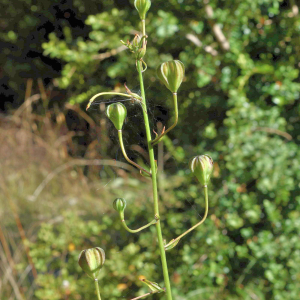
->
xmin=118 ymin=130 xmax=151 ymax=176
xmin=151 ymin=93 xmax=178 ymax=145
xmin=137 ymin=60 xmax=173 ymax=300
xmin=165 ymin=186 xmax=209 ymax=248
xmin=142 ymin=19 xmax=146 ymax=36
xmin=120 ymin=213 xmax=158 ymax=233
xmin=94 ymin=280 xmax=102 ymax=300
xmin=86 ymin=92 xmax=132 ymax=110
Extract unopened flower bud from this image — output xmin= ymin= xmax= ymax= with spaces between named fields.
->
xmin=136 ymin=42 xmax=147 ymax=60
xmin=189 ymin=155 xmax=213 ymax=186
xmin=157 ymin=60 xmax=185 ymax=93
xmin=134 ymin=0 xmax=151 ymax=20
xmin=113 ymin=198 xmax=126 ymax=215
xmin=106 ymin=102 xmax=127 ymax=130
xmin=78 ymin=247 xmax=105 ymax=280
xmin=132 ymin=34 xmax=140 ymax=49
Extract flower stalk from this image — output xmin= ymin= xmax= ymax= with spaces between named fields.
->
xmin=83 ymin=2 xmax=214 ymax=300
xmin=151 ymin=92 xmax=178 ymax=145
xmin=95 ymin=279 xmax=102 ymax=300
xmin=118 ymin=130 xmax=151 ymax=176
xmin=136 ymin=56 xmax=173 ymax=300
xmin=121 ymin=217 xmax=158 ymax=233
xmin=165 ymin=186 xmax=209 ymax=249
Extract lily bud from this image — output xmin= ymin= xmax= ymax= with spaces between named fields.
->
xmin=132 ymin=34 xmax=140 ymax=49
xmin=106 ymin=102 xmax=127 ymax=130
xmin=136 ymin=41 xmax=147 ymax=60
xmin=140 ymin=278 xmax=165 ymax=293
xmin=113 ymin=198 xmax=126 ymax=216
xmin=134 ymin=0 xmax=151 ymax=20
xmin=189 ymin=155 xmax=213 ymax=186
xmin=78 ymin=247 xmax=105 ymax=280
xmin=157 ymin=60 xmax=185 ymax=93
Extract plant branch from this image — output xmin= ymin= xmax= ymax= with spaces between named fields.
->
xmin=86 ymin=92 xmax=131 ymax=110
xmin=151 ymin=93 xmax=178 ymax=145
xmin=165 ymin=186 xmax=209 ymax=249
xmin=118 ymin=130 xmax=151 ymax=175
xmin=120 ymin=213 xmax=158 ymax=233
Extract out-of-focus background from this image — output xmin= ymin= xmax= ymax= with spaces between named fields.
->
xmin=1 ymin=0 xmax=300 ymax=299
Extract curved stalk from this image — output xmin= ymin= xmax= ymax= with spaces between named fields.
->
xmin=86 ymin=92 xmax=132 ymax=110
xmin=120 ymin=213 xmax=158 ymax=233
xmin=165 ymin=186 xmax=209 ymax=249
xmin=95 ymin=279 xmax=102 ymax=300
xmin=151 ymin=93 xmax=178 ymax=145
xmin=118 ymin=130 xmax=151 ymax=176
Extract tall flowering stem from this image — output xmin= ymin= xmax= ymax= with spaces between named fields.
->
xmin=83 ymin=1 xmax=214 ymax=299
xmin=136 ymin=58 xmax=173 ymax=300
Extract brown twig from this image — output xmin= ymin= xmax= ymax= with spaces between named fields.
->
xmin=0 ymin=245 xmax=24 ymax=300
xmin=24 ymin=78 xmax=33 ymax=115
xmin=30 ymin=159 xmax=138 ymax=201
xmin=93 ymin=45 xmax=127 ymax=60
xmin=204 ymin=0 xmax=230 ymax=51
xmin=129 ymin=292 xmax=155 ymax=300
xmin=185 ymin=33 xmax=218 ymax=56
xmin=289 ymin=0 xmax=299 ymax=17
xmin=65 ymin=103 xmax=96 ymax=128
xmin=13 ymin=94 xmax=41 ymax=118
xmin=130 ymin=145 xmax=150 ymax=162
xmin=0 ymin=224 xmax=15 ymax=274
xmin=0 ymin=177 xmax=38 ymax=280
xmin=37 ymin=78 xmax=47 ymax=103
xmin=253 ymin=127 xmax=292 ymax=141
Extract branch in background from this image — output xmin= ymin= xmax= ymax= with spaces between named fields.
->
xmin=0 ymin=245 xmax=24 ymax=300
xmin=185 ymin=33 xmax=218 ymax=56
xmin=0 ymin=225 xmax=15 ymax=274
xmin=204 ymin=0 xmax=230 ymax=51
xmin=130 ymin=145 xmax=150 ymax=162
xmin=289 ymin=0 xmax=299 ymax=17
xmin=29 ymin=159 xmax=138 ymax=201
xmin=13 ymin=94 xmax=41 ymax=118
xmin=0 ymin=177 xmax=38 ymax=280
xmin=65 ymin=103 xmax=96 ymax=128
xmin=252 ymin=127 xmax=292 ymax=141
xmin=130 ymin=291 xmax=159 ymax=300
xmin=92 ymin=30 xmax=144 ymax=61
xmin=93 ymin=45 xmax=127 ymax=61
xmin=24 ymin=78 xmax=33 ymax=116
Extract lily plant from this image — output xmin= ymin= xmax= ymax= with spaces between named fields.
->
xmin=79 ymin=1 xmax=214 ymax=299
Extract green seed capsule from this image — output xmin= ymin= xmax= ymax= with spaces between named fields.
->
xmin=189 ymin=155 xmax=213 ymax=186
xmin=106 ymin=102 xmax=127 ymax=130
xmin=136 ymin=42 xmax=147 ymax=60
xmin=78 ymin=247 xmax=105 ymax=280
xmin=157 ymin=60 xmax=185 ymax=93
xmin=134 ymin=0 xmax=151 ymax=20
xmin=113 ymin=198 xmax=127 ymax=214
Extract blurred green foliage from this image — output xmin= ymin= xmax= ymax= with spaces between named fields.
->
xmin=2 ymin=0 xmax=300 ymax=299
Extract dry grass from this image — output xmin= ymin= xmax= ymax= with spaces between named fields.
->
xmin=0 ymin=88 xmax=152 ymax=299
